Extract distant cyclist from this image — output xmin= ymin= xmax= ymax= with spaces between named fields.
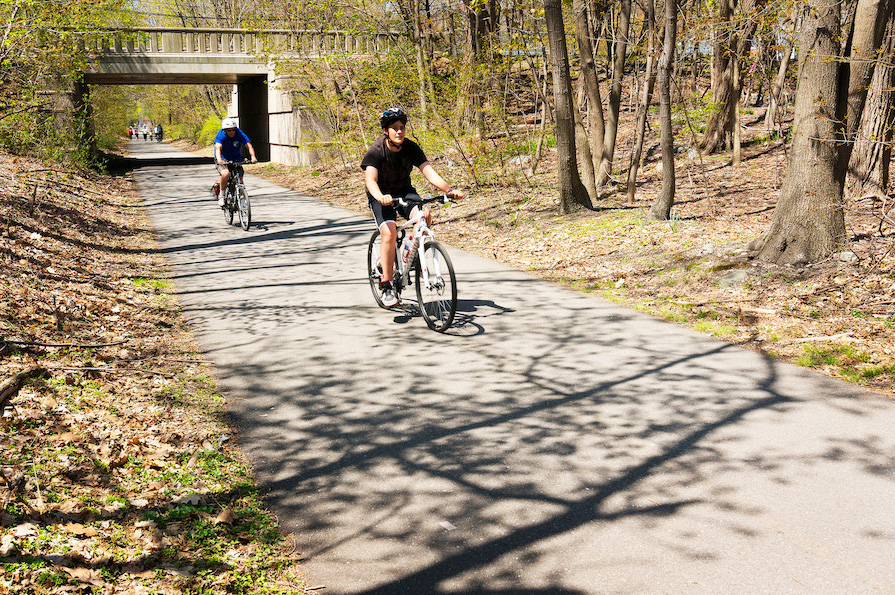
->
xmin=361 ymin=107 xmax=465 ymax=307
xmin=212 ymin=117 xmax=257 ymax=207
xmin=154 ymin=124 xmax=163 ymax=142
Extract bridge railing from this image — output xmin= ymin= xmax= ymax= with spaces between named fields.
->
xmin=87 ymin=27 xmax=393 ymax=57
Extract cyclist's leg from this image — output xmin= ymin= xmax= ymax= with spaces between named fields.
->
xmin=369 ymin=197 xmax=398 ymax=283
xmin=216 ymin=163 xmax=230 ymax=194
xmin=398 ymin=190 xmax=431 ymax=227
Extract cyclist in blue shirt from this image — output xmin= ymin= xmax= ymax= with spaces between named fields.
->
xmin=212 ymin=117 xmax=258 ymax=207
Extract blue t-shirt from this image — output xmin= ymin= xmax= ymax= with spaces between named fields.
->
xmin=214 ymin=128 xmax=251 ymax=161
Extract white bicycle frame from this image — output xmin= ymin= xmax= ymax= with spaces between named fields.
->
xmin=395 ymin=199 xmax=444 ymax=292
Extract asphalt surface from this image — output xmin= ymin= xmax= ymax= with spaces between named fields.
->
xmin=128 ymin=139 xmax=895 ymax=595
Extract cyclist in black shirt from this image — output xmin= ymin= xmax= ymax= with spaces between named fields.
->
xmin=361 ymin=107 xmax=465 ymax=307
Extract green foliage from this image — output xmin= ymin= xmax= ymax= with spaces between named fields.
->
xmin=0 ymin=0 xmax=136 ymax=163
xmin=197 ymin=115 xmax=222 ymax=147
xmin=90 ymin=83 xmax=229 ymax=148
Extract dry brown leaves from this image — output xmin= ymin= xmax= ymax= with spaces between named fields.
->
xmin=0 ymin=152 xmax=304 ymax=593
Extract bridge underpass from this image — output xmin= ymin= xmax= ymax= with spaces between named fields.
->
xmin=82 ymin=28 xmax=390 ymax=165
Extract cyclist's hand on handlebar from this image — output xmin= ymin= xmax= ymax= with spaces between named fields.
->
xmin=447 ymin=188 xmax=465 ymax=201
xmin=250 ymin=157 xmax=258 ymax=164
xmin=379 ymin=194 xmax=394 ymax=206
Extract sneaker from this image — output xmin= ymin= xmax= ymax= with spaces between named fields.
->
xmin=379 ymin=281 xmax=398 ymax=308
xmin=212 ymin=182 xmax=221 ymax=200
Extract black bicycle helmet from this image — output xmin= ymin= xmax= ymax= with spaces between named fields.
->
xmin=379 ymin=107 xmax=408 ymax=129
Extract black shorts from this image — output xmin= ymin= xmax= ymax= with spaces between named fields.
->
xmin=368 ymin=190 xmax=421 ymax=228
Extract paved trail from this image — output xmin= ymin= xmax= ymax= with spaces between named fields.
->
xmin=129 ymin=140 xmax=895 ymax=594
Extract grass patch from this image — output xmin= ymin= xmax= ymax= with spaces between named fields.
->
xmin=796 ymin=343 xmax=870 ymax=369
xmin=128 ymin=276 xmax=172 ymax=292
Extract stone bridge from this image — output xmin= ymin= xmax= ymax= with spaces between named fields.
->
xmin=84 ymin=27 xmax=392 ymax=164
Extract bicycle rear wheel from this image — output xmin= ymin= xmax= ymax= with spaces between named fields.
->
xmin=415 ymin=241 xmax=457 ymax=332
xmin=223 ymin=191 xmax=234 ymax=225
xmin=237 ymin=185 xmax=251 ymax=230
xmin=367 ymin=230 xmax=387 ymax=308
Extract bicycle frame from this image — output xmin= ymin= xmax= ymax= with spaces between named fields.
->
xmin=394 ymin=198 xmax=442 ymax=293
xmin=221 ymin=159 xmax=251 ymax=230
xmin=225 ymin=161 xmax=245 ymax=195
xmin=368 ymin=193 xmax=458 ymax=331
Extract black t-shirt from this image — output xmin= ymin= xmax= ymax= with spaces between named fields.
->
xmin=361 ymin=136 xmax=428 ymax=195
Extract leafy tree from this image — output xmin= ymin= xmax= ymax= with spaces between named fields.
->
xmin=0 ymin=0 xmax=136 ymax=161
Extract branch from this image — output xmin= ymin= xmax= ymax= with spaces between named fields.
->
xmin=0 ymin=100 xmax=48 ymax=123
xmin=1 ymin=366 xmax=47 ymax=408
xmin=792 ymin=332 xmax=854 ymax=343
xmin=4 ymin=339 xmax=129 ymax=348
xmin=45 ymin=365 xmax=174 ymax=378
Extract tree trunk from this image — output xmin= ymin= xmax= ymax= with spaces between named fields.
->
xmin=766 ymin=37 xmax=794 ymax=135
xmin=699 ymin=0 xmax=757 ymax=154
xmin=732 ymin=52 xmax=742 ymax=164
xmin=575 ymin=85 xmax=597 ymax=200
xmin=627 ymin=0 xmax=657 ymax=201
xmin=544 ymin=0 xmax=592 ymax=213
xmin=573 ymin=0 xmax=605 ymax=191
xmin=649 ymin=0 xmax=677 ymax=220
xmin=596 ymin=0 xmax=632 ymax=186
xmin=414 ymin=8 xmax=429 ymax=131
xmin=755 ymin=0 xmax=891 ymax=264
xmin=847 ymin=8 xmax=895 ymax=201
xmin=841 ymin=0 xmax=895 ymax=173
xmin=461 ymin=1 xmax=498 ymax=137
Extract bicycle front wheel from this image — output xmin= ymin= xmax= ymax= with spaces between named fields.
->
xmin=415 ymin=241 xmax=457 ymax=332
xmin=367 ymin=230 xmax=388 ymax=308
xmin=237 ymin=185 xmax=251 ymax=230
xmin=223 ymin=191 xmax=234 ymax=225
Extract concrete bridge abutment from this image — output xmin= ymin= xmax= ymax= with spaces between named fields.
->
xmin=82 ymin=28 xmax=387 ymax=166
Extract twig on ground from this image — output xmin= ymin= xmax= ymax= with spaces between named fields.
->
xmin=1 ymin=365 xmax=48 ymax=407
xmin=45 ymin=365 xmax=174 ymax=377
xmin=156 ymin=357 xmax=214 ymax=364
xmin=4 ymin=339 xmax=129 ymax=348
xmin=792 ymin=332 xmax=854 ymax=343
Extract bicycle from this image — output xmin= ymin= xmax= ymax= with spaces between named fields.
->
xmin=367 ymin=194 xmax=458 ymax=332
xmin=220 ymin=160 xmax=251 ymax=231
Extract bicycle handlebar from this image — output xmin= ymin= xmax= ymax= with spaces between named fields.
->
xmin=396 ymin=194 xmax=455 ymax=207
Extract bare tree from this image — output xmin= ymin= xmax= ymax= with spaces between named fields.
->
xmin=649 ymin=0 xmax=677 ymax=220
xmin=847 ymin=8 xmax=895 ymax=201
xmin=572 ymin=0 xmax=606 ymax=194
xmin=626 ymin=0 xmax=658 ymax=201
xmin=596 ymin=0 xmax=632 ymax=186
xmin=754 ymin=0 xmax=893 ymax=264
xmin=699 ymin=0 xmax=758 ymax=155
xmin=544 ymin=0 xmax=592 ymax=212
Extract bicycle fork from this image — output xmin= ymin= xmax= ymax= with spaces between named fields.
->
xmin=416 ymin=237 xmax=442 ymax=292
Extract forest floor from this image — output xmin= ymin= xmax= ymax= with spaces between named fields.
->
xmin=0 ymin=153 xmax=306 ymax=593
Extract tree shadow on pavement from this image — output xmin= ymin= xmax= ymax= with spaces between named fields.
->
xmin=135 ymin=154 xmax=895 ymax=594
